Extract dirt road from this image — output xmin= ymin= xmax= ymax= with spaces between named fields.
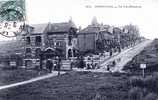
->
xmin=100 ymin=40 xmax=153 ymax=72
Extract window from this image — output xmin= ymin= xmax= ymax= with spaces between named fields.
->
xmin=35 ymin=36 xmax=42 ymax=46
xmin=25 ymin=48 xmax=32 ymax=54
xmin=25 ymin=60 xmax=32 ymax=68
xmin=26 ymin=37 xmax=31 ymax=45
xmin=56 ymin=41 xmax=61 ymax=46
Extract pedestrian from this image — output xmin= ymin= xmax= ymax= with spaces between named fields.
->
xmin=54 ymin=61 xmax=57 ymax=70
xmin=86 ymin=63 xmax=90 ymax=69
xmin=35 ymin=60 xmax=41 ymax=75
xmin=117 ymin=58 xmax=121 ymax=63
xmin=94 ymin=63 xmax=98 ymax=69
xmin=46 ymin=59 xmax=53 ymax=73
xmin=110 ymin=49 xmax=112 ymax=56
xmin=91 ymin=60 xmax=95 ymax=69
xmin=70 ymin=61 xmax=74 ymax=70
xmin=107 ymin=64 xmax=111 ymax=72
xmin=112 ymin=60 xmax=116 ymax=67
xmin=118 ymin=47 xmax=121 ymax=53
xmin=57 ymin=57 xmax=61 ymax=76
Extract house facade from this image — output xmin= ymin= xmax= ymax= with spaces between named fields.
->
xmin=23 ymin=23 xmax=48 ymax=68
xmin=77 ymin=19 xmax=114 ymax=54
xmin=23 ymin=20 xmax=78 ymax=68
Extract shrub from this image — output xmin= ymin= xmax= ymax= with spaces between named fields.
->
xmin=128 ymin=76 xmax=144 ymax=88
xmin=92 ymin=92 xmax=108 ymax=100
xmin=111 ymin=71 xmax=122 ymax=77
xmin=76 ymin=58 xmax=86 ymax=68
xmin=128 ymin=87 xmax=143 ymax=100
xmin=144 ymin=75 xmax=158 ymax=93
xmin=144 ymin=93 xmax=158 ymax=100
xmin=152 ymin=72 xmax=158 ymax=78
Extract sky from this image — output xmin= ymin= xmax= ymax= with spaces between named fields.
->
xmin=0 ymin=0 xmax=158 ymax=40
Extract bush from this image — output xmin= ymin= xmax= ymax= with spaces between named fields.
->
xmin=144 ymin=75 xmax=158 ymax=93
xmin=128 ymin=76 xmax=144 ymax=88
xmin=128 ymin=87 xmax=143 ymax=100
xmin=144 ymin=93 xmax=158 ymax=100
xmin=75 ymin=56 xmax=86 ymax=68
xmin=111 ymin=72 xmax=122 ymax=77
xmin=92 ymin=92 xmax=108 ymax=100
xmin=152 ymin=72 xmax=158 ymax=78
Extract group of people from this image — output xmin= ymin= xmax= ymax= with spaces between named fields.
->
xmin=106 ymin=58 xmax=121 ymax=72
xmin=85 ymin=60 xmax=99 ymax=70
xmin=46 ymin=58 xmax=61 ymax=74
xmin=106 ymin=60 xmax=116 ymax=72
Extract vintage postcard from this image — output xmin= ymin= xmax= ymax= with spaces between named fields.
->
xmin=0 ymin=0 xmax=157 ymax=100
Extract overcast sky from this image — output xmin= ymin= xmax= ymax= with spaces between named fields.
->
xmin=0 ymin=0 xmax=158 ymax=40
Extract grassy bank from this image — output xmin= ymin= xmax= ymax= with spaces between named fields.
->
xmin=0 ymin=68 xmax=47 ymax=86
xmin=124 ymin=39 xmax=158 ymax=74
xmin=0 ymin=71 xmax=157 ymax=100
xmin=0 ymin=71 xmax=130 ymax=100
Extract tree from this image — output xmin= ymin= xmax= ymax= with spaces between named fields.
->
xmin=123 ymin=24 xmax=140 ymax=46
xmin=128 ymin=87 xmax=143 ymax=100
xmin=96 ymin=39 xmax=105 ymax=52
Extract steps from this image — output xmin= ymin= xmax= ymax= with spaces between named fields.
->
xmin=61 ymin=60 xmax=71 ymax=70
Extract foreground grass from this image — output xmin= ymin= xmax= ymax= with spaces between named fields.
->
xmin=0 ymin=71 xmax=129 ymax=100
xmin=0 ymin=68 xmax=47 ymax=86
xmin=0 ymin=70 xmax=157 ymax=100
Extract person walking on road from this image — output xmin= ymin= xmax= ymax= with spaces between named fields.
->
xmin=70 ymin=60 xmax=74 ymax=70
xmin=107 ymin=64 xmax=111 ymax=73
xmin=112 ymin=60 xmax=116 ymax=67
xmin=57 ymin=57 xmax=61 ymax=76
xmin=46 ymin=59 xmax=53 ymax=73
xmin=110 ymin=49 xmax=113 ymax=57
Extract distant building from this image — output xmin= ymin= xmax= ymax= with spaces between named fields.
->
xmin=77 ymin=18 xmax=114 ymax=54
xmin=112 ymin=27 xmax=122 ymax=48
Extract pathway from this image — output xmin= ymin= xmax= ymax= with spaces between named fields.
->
xmin=99 ymin=40 xmax=153 ymax=72
xmin=74 ymin=40 xmax=152 ymax=73
xmin=0 ymin=71 xmax=65 ymax=90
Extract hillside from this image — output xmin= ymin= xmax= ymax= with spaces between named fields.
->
xmin=0 ymin=39 xmax=24 ymax=56
xmin=124 ymin=39 xmax=158 ymax=73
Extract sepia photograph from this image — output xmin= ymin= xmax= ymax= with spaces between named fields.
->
xmin=0 ymin=0 xmax=157 ymax=100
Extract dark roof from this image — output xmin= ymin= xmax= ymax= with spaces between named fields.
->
xmin=103 ymin=32 xmax=114 ymax=40
xmin=48 ymin=22 xmax=76 ymax=33
xmin=31 ymin=23 xmax=49 ymax=33
xmin=97 ymin=31 xmax=114 ymax=40
xmin=79 ymin=25 xmax=101 ymax=33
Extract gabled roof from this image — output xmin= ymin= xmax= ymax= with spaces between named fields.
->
xmin=48 ymin=22 xmax=76 ymax=33
xmin=79 ymin=25 xmax=101 ymax=33
xmin=103 ymin=32 xmax=114 ymax=40
xmin=31 ymin=23 xmax=49 ymax=33
xmin=29 ymin=21 xmax=77 ymax=34
xmin=97 ymin=31 xmax=114 ymax=40
xmin=113 ymin=27 xmax=122 ymax=33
